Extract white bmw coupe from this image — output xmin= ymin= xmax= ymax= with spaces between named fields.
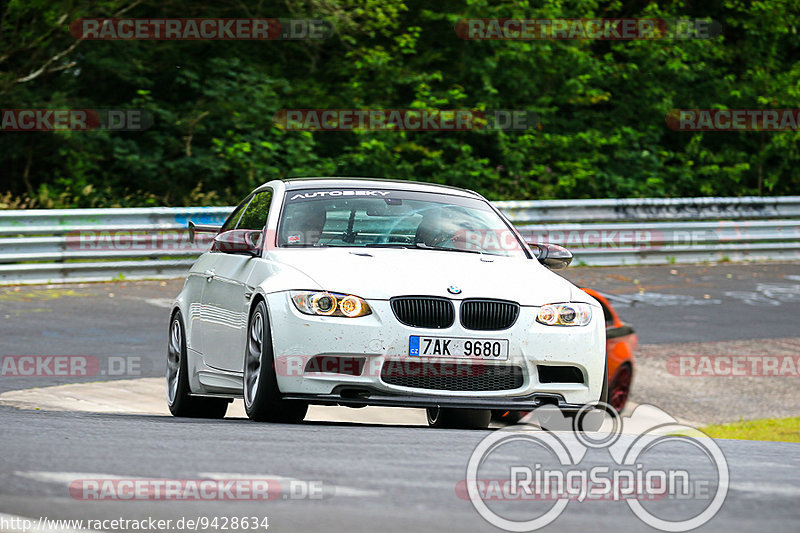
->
xmin=167 ymin=178 xmax=607 ymax=429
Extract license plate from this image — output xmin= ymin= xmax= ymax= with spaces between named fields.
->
xmin=409 ymin=336 xmax=509 ymax=360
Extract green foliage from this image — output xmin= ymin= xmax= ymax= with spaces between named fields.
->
xmin=701 ymin=416 xmax=800 ymax=443
xmin=1 ymin=0 xmax=799 ymax=207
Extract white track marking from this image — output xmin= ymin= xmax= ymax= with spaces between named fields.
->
xmin=729 ymin=481 xmax=800 ymax=497
xmin=15 ymin=471 xmax=130 ymax=483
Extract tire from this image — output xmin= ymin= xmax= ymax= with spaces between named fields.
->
xmin=426 ymin=407 xmax=491 ymax=429
xmin=608 ymin=363 xmax=632 ymax=412
xmin=243 ymin=300 xmax=308 ymax=423
xmin=167 ymin=311 xmax=229 ymax=419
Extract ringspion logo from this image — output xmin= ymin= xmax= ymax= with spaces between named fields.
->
xmin=464 ymin=404 xmax=729 ymax=531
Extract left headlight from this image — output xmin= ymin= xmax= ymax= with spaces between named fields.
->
xmin=536 ymin=303 xmax=592 ymax=326
xmin=290 ymin=291 xmax=372 ymax=318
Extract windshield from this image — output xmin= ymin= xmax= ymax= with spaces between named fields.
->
xmin=277 ymin=188 xmax=528 ymax=258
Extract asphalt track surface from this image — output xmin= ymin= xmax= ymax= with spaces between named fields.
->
xmin=1 ymin=262 xmax=799 ymax=532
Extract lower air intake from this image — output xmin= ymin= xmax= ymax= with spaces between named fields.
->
xmin=381 ymin=361 xmax=524 ymax=391
xmin=537 ymin=365 xmax=585 ymax=384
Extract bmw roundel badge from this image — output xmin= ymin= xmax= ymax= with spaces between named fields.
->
xmin=447 ymin=285 xmax=462 ymax=295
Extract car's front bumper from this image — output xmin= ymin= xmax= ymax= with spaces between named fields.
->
xmin=266 ymin=292 xmax=606 ymax=407
xmin=282 ymin=388 xmax=587 ymax=412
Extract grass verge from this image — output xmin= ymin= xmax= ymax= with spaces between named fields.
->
xmin=701 ymin=417 xmax=800 ymax=442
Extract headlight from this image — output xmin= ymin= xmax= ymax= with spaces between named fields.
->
xmin=536 ymin=303 xmax=592 ymax=326
xmin=290 ymin=291 xmax=372 ymax=318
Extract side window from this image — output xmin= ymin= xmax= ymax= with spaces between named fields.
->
xmin=220 ymin=197 xmax=250 ymax=233
xmin=236 ymin=189 xmax=273 ymax=231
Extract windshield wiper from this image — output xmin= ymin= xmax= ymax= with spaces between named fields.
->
xmin=364 ymin=242 xmax=484 ymax=254
xmin=413 ymin=242 xmax=484 ymax=254
xmin=364 ymin=243 xmax=416 ymax=249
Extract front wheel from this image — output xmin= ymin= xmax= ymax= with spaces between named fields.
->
xmin=426 ymin=407 xmax=491 ymax=429
xmin=167 ymin=312 xmax=228 ymax=419
xmin=243 ymin=301 xmax=308 ymax=423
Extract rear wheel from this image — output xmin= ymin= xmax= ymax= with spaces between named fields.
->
xmin=166 ymin=312 xmax=228 ymax=419
xmin=491 ymin=410 xmax=525 ymax=425
xmin=609 ymin=363 xmax=632 ymax=411
xmin=244 ymin=301 xmax=308 ymax=423
xmin=426 ymin=407 xmax=491 ymax=429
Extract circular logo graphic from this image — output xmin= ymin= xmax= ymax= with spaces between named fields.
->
xmin=447 ymin=285 xmax=462 ymax=294
xmin=464 ymin=404 xmax=729 ymax=532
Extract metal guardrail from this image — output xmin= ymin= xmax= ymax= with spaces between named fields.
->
xmin=495 ymin=196 xmax=800 ymax=222
xmin=0 ymin=197 xmax=798 ymax=284
xmin=0 ymin=207 xmax=231 ymax=236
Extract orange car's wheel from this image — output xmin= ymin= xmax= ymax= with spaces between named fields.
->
xmin=609 ymin=363 xmax=632 ymax=411
xmin=491 ymin=410 xmax=525 ymax=425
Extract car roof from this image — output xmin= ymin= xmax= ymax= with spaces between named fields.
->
xmin=277 ymin=177 xmax=482 ymax=198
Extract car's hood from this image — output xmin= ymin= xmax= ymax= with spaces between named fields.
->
xmin=267 ymin=247 xmax=584 ymax=306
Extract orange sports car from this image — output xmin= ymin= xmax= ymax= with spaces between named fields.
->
xmin=582 ymin=288 xmax=636 ymax=412
xmin=493 ymin=288 xmax=636 ymax=424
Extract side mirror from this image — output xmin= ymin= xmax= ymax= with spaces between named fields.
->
xmin=188 ymin=221 xmax=222 ymax=244
xmin=529 ymin=243 xmax=573 ymax=270
xmin=212 ymin=229 xmax=263 ymax=256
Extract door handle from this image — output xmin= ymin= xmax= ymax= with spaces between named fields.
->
xmin=204 ymin=269 xmax=215 ymax=282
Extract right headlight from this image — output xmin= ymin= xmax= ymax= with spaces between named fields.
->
xmin=290 ymin=291 xmax=372 ymax=318
xmin=536 ymin=303 xmax=592 ymax=326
